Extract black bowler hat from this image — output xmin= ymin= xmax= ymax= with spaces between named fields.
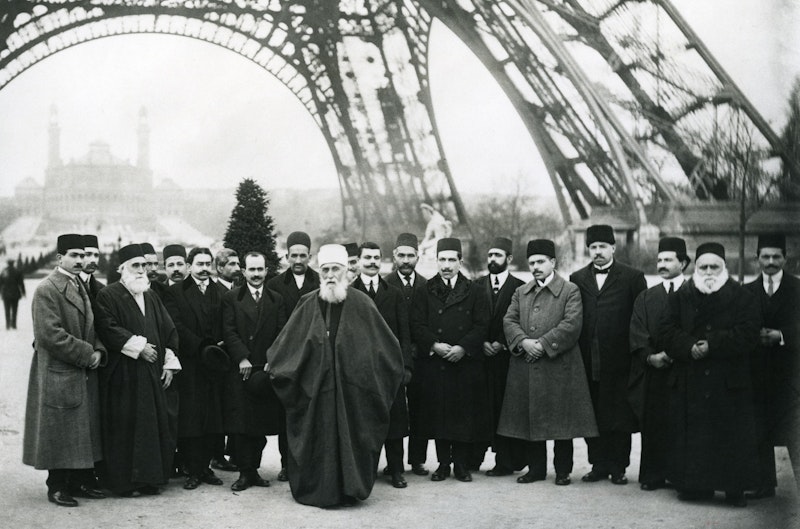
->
xmin=140 ymin=242 xmax=156 ymax=255
xmin=201 ymin=344 xmax=230 ymax=373
xmin=489 ymin=237 xmax=513 ymax=255
xmin=527 ymin=239 xmax=556 ymax=259
xmin=344 ymin=242 xmax=359 ymax=258
xmin=118 ymin=244 xmax=144 ymax=265
xmin=244 ymin=370 xmax=271 ymax=397
xmin=82 ymin=234 xmax=99 ymax=249
xmin=757 ymin=233 xmax=786 ymax=253
xmin=696 ymin=242 xmax=725 ymax=261
xmin=586 ymin=225 xmax=615 ymax=246
xmin=658 ymin=237 xmax=689 ymax=262
xmin=395 ymin=233 xmax=418 ymax=249
xmin=57 ymin=233 xmax=84 ymax=254
xmin=163 ymin=244 xmax=186 ymax=261
xmin=287 ymin=231 xmax=311 ymax=250
xmin=437 ymin=238 xmax=462 ymax=254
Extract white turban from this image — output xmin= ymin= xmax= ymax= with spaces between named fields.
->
xmin=317 ymin=244 xmax=348 ymax=267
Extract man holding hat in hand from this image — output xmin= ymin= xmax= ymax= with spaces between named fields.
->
xmin=23 ymin=234 xmax=106 ymax=507
xmin=570 ymin=224 xmax=646 ymax=485
xmin=221 ymin=251 xmax=287 ymax=491
xmin=628 ymin=237 xmax=690 ymax=491
xmin=661 ymin=242 xmax=760 ymax=506
xmin=93 ymin=243 xmax=181 ymax=496
xmin=268 ymin=244 xmax=404 ymax=507
xmin=410 ymin=237 xmax=491 ymax=483
xmin=499 ymin=239 xmax=597 ymax=486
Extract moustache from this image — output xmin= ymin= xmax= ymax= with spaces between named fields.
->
xmin=365 ymin=264 xmax=379 ymax=269
xmin=197 ymin=271 xmax=210 ymax=276
xmin=170 ymin=271 xmax=183 ymax=278
xmin=657 ymin=268 xmax=668 ymax=273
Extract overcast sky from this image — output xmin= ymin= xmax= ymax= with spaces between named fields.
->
xmin=0 ymin=0 xmax=797 ymax=199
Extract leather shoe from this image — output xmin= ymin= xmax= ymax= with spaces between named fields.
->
xmin=485 ymin=465 xmax=513 ymax=477
xmin=516 ymin=472 xmax=545 ymax=484
xmin=453 ymin=464 xmax=472 ymax=482
xmin=391 ymin=472 xmax=407 ymax=488
xmin=210 ymin=457 xmax=238 ymax=472
xmin=555 ymin=473 xmax=571 ymax=486
xmin=72 ymin=484 xmax=106 ymax=499
xmin=610 ymin=472 xmax=628 ymax=485
xmin=277 ymin=468 xmax=289 ymax=482
xmin=640 ymin=479 xmax=665 ymax=491
xmin=201 ymin=470 xmax=223 ymax=486
xmin=48 ymin=490 xmax=78 ymax=507
xmin=231 ymin=476 xmax=252 ymax=491
xmin=745 ymin=487 xmax=775 ymax=500
xmin=725 ymin=493 xmax=747 ymax=507
xmin=581 ymin=470 xmax=608 ymax=482
xmin=382 ymin=465 xmax=391 ymax=476
xmin=411 ymin=464 xmax=429 ymax=476
xmin=183 ymin=476 xmax=202 ymax=490
xmin=431 ymin=464 xmax=451 ymax=482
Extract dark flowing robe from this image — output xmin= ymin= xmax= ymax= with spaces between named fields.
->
xmin=94 ymin=282 xmax=178 ymax=492
xmin=267 ymin=288 xmax=404 ymax=507
xmin=266 ymin=268 xmax=320 ymax=314
xmin=661 ymin=278 xmax=760 ymax=492
xmin=628 ymin=282 xmax=676 ymax=484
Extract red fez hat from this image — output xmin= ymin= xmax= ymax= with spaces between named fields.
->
xmin=757 ymin=233 xmax=785 ymax=253
xmin=163 ymin=244 xmax=186 ymax=261
xmin=586 ymin=225 xmax=615 ymax=246
xmin=82 ymin=234 xmax=99 ymax=249
xmin=489 ymin=237 xmax=513 ymax=255
xmin=287 ymin=231 xmax=311 ymax=250
xmin=527 ymin=239 xmax=556 ymax=259
xmin=658 ymin=237 xmax=689 ymax=261
xmin=140 ymin=242 xmax=156 ymax=255
xmin=344 ymin=242 xmax=359 ymax=257
xmin=395 ymin=233 xmax=418 ymax=249
xmin=437 ymin=238 xmax=462 ymax=254
xmin=57 ymin=234 xmax=84 ymax=254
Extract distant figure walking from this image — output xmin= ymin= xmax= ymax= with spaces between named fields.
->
xmin=0 ymin=258 xmax=25 ymax=330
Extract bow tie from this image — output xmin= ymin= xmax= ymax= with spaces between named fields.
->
xmin=593 ymin=267 xmax=610 ymax=275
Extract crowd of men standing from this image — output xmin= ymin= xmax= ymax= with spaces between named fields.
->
xmin=20 ymin=225 xmax=799 ymax=510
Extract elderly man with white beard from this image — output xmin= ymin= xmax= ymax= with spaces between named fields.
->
xmin=94 ymin=243 xmax=181 ymax=496
xmin=267 ymin=244 xmax=404 ymax=508
xmin=660 ymin=242 xmax=760 ymax=507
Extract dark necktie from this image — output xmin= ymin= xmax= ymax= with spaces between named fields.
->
xmin=767 ymin=276 xmax=774 ymax=297
xmin=594 ymin=267 xmax=609 ymax=275
xmin=368 ymin=281 xmax=376 ymax=298
xmin=668 ymin=282 xmax=674 ymax=294
xmin=253 ymin=290 xmax=260 ymax=303
xmin=493 ymin=276 xmax=500 ymax=295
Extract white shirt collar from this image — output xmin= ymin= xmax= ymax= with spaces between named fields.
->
xmin=490 ymin=270 xmax=509 ymax=288
xmin=360 ymin=273 xmax=379 ymax=288
xmin=763 ymin=269 xmax=784 ymax=290
xmin=537 ymin=272 xmax=555 ymax=287
xmin=595 ymin=259 xmax=613 ymax=271
xmin=662 ymin=274 xmax=685 ymax=293
xmin=293 ymin=273 xmax=305 ymax=289
xmin=398 ymin=271 xmax=416 ymax=285
xmin=57 ymin=266 xmax=77 ymax=280
xmin=79 ymin=271 xmax=92 ymax=282
xmin=217 ymin=277 xmax=233 ymax=290
xmin=247 ymin=283 xmax=263 ymax=297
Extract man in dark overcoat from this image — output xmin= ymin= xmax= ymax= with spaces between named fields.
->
xmin=78 ymin=234 xmax=104 ymax=303
xmin=266 ymin=230 xmax=320 ymax=481
xmin=23 ymin=234 xmax=106 ymax=507
xmin=628 ymin=237 xmax=689 ymax=491
xmin=221 ymin=251 xmax=287 ymax=491
xmin=164 ymin=247 xmax=227 ymax=490
xmin=472 ymin=237 xmax=525 ymax=475
xmin=661 ymin=242 xmax=760 ymax=507
xmin=0 ymin=257 xmax=25 ymax=329
xmin=499 ymin=239 xmax=597 ymax=486
xmin=267 ymin=244 xmax=404 ymax=507
xmin=385 ymin=232 xmax=431 ymax=476
xmin=94 ymin=244 xmax=181 ymax=496
xmin=353 ymin=241 xmax=412 ymax=488
xmin=570 ymin=224 xmax=646 ymax=485
xmin=744 ymin=233 xmax=800 ymax=498
xmin=410 ymin=237 xmax=490 ymax=483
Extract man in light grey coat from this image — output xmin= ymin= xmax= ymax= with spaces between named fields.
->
xmin=23 ymin=233 xmax=107 ymax=507
xmin=499 ymin=239 xmax=598 ymax=486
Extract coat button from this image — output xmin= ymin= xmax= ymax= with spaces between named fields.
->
xmin=530 ymin=326 xmax=536 ymax=331
xmin=438 ymin=309 xmax=443 ymax=315
xmin=249 ymin=335 xmax=254 ymax=340
xmin=706 ymin=325 xmax=711 ymax=330
xmin=533 ymin=307 xmax=539 ymax=312
xmin=704 ymin=369 xmax=710 ymax=375
xmin=437 ymin=328 xmax=442 ymax=334
xmin=552 ymin=343 xmax=558 ymax=348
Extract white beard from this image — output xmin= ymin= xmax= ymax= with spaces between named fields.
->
xmin=319 ymin=279 xmax=348 ymax=304
xmin=692 ymin=267 xmax=729 ymax=294
xmin=121 ymin=268 xmax=151 ymax=295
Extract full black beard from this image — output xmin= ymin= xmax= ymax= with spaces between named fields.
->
xmin=488 ymin=261 xmax=507 ymax=274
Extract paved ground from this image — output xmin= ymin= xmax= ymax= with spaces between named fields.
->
xmin=1 ymin=278 xmax=798 ymax=528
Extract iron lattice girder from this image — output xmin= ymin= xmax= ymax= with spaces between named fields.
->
xmin=0 ymin=0 xmax=467 ymax=233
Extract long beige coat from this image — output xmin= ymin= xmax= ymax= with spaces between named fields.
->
xmin=498 ymin=273 xmax=598 ymax=441
xmin=23 ymin=269 xmax=105 ymax=469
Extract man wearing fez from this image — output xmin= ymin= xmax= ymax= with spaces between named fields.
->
xmin=661 ymin=243 xmax=760 ymax=507
xmin=23 ymin=234 xmax=106 ymax=507
xmin=499 ymin=239 xmax=597 ymax=486
xmin=411 ymin=237 xmax=490 ymax=483
xmin=344 ymin=242 xmax=360 ymax=283
xmin=140 ymin=243 xmax=160 ymax=285
xmin=744 ymin=234 xmax=800 ymax=498
xmin=628 ymin=237 xmax=689 ymax=491
xmin=0 ymin=257 xmax=25 ymax=330
xmin=268 ymin=244 xmax=404 ymax=507
xmin=164 ymin=247 xmax=227 ymax=490
xmin=385 ymin=232 xmax=431 ymax=476
xmin=472 ymin=237 xmax=525 ymax=475
xmin=266 ymin=230 xmax=320 ymax=482
xmin=93 ymin=243 xmax=182 ymax=496
xmin=79 ymin=235 xmax=103 ymax=303
xmin=221 ymin=252 xmax=287 ymax=491
xmin=353 ymin=242 xmax=413 ymax=489
xmin=164 ymin=244 xmax=189 ymax=286
xmin=570 ymin=224 xmax=646 ymax=485
xmin=215 ymin=248 xmax=241 ymax=291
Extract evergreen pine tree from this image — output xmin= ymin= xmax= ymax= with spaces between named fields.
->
xmin=223 ymin=178 xmax=281 ymax=275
